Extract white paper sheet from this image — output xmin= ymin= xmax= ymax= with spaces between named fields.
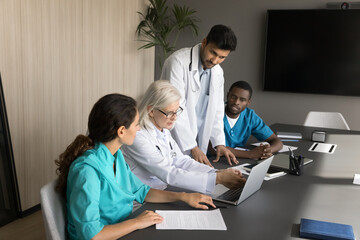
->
xmin=353 ymin=174 xmax=360 ymax=185
xmin=230 ymin=163 xmax=250 ymax=175
xmin=155 ymin=209 xmax=227 ymax=230
xmin=252 ymin=142 xmax=298 ymax=153
xmin=234 ymin=147 xmax=249 ymax=151
xmin=264 ymin=172 xmax=287 ymax=181
xmin=308 ymin=142 xmax=337 ymax=154
xmin=251 ymin=142 xmax=269 ymax=147
xmin=232 ymin=163 xmax=286 ymax=181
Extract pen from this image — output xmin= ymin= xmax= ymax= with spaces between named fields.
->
xmin=289 ymin=147 xmax=295 ymax=159
xmin=280 ymin=139 xmax=299 ymax=142
xmin=215 ymin=205 xmax=229 ymax=209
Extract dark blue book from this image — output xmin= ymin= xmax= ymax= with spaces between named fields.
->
xmin=300 ymin=218 xmax=355 ymax=240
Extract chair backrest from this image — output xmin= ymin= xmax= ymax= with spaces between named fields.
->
xmin=303 ymin=111 xmax=350 ymax=130
xmin=40 ymin=179 xmax=67 ymax=240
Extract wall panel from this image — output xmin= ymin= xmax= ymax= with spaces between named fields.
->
xmin=0 ymin=0 xmax=154 ymax=210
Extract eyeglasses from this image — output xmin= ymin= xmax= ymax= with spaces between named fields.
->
xmin=156 ymin=107 xmax=183 ymax=119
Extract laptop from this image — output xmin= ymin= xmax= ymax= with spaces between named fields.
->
xmin=211 ymin=156 xmax=274 ymax=205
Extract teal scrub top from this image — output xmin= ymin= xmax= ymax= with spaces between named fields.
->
xmin=224 ymin=108 xmax=273 ymax=148
xmin=66 ymin=142 xmax=150 ymax=240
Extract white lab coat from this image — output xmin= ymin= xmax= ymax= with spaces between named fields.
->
xmin=121 ymin=124 xmax=216 ymax=194
xmin=160 ymin=43 xmax=226 ymax=154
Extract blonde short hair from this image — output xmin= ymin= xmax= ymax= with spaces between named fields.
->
xmin=138 ymin=80 xmax=181 ymax=129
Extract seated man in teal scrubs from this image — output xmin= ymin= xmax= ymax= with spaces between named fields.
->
xmin=222 ymin=81 xmax=283 ymax=160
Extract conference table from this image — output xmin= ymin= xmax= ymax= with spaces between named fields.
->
xmin=122 ymin=124 xmax=360 ymax=240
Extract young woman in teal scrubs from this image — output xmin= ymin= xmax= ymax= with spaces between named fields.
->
xmin=55 ymin=94 xmax=215 ymax=240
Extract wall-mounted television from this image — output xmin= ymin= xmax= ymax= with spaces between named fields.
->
xmin=263 ymin=9 xmax=360 ymax=97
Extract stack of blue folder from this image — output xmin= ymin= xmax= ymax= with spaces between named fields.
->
xmin=300 ymin=218 xmax=355 ymax=240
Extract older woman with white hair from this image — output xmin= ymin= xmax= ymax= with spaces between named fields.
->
xmin=122 ymin=80 xmax=245 ymax=194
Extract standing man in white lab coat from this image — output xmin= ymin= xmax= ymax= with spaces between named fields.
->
xmin=161 ymin=24 xmax=238 ymax=166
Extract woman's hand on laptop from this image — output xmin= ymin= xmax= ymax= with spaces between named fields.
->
xmin=216 ymin=169 xmax=246 ymax=189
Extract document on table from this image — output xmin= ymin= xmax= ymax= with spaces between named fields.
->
xmin=231 ymin=163 xmax=250 ymax=175
xmin=155 ymin=209 xmax=227 ymax=230
xmin=233 ymin=163 xmax=286 ymax=181
xmin=278 ymin=144 xmax=297 ymax=153
xmin=353 ymin=174 xmax=360 ymax=185
xmin=252 ymin=142 xmax=297 ymax=153
xmin=308 ymin=142 xmax=337 ymax=154
xmin=235 ymin=147 xmax=249 ymax=151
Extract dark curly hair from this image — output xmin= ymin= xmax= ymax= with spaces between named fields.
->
xmin=55 ymin=94 xmax=137 ymax=197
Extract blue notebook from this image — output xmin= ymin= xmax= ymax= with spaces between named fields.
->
xmin=300 ymin=218 xmax=355 ymax=240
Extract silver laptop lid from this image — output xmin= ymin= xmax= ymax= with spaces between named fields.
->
xmin=236 ymin=156 xmax=274 ymax=204
xmin=212 ymin=156 xmax=273 ymax=205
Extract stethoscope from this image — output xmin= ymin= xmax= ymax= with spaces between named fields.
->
xmin=155 ymin=142 xmax=176 ymax=158
xmin=188 ymin=45 xmax=209 ymax=84
xmin=189 ymin=46 xmax=194 ymax=71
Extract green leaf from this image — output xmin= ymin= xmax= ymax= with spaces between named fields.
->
xmin=136 ymin=0 xmax=200 ymax=68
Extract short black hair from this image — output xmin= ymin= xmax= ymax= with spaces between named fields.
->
xmin=228 ymin=81 xmax=253 ymax=99
xmin=206 ymin=24 xmax=237 ymax=51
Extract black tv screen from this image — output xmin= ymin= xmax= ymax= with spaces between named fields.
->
xmin=263 ymin=9 xmax=360 ymax=96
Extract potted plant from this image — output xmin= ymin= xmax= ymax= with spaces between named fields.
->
xmin=136 ymin=0 xmax=200 ymax=68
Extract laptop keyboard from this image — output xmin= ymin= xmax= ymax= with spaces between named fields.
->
xmin=217 ymin=188 xmax=243 ymax=202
